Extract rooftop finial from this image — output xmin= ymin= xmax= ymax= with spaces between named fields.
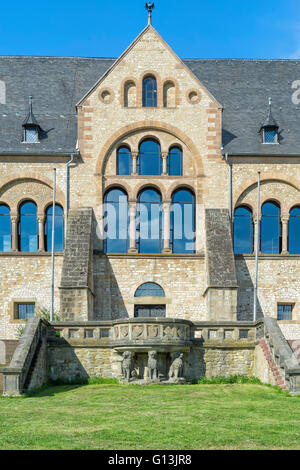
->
xmin=145 ymin=2 xmax=155 ymax=25
xmin=268 ymin=97 xmax=272 ymax=107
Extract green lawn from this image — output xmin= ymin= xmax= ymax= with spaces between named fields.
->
xmin=0 ymin=383 xmax=300 ymax=450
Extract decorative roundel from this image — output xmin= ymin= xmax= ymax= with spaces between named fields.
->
xmin=98 ymin=88 xmax=114 ymax=104
xmin=186 ymin=89 xmax=201 ymax=104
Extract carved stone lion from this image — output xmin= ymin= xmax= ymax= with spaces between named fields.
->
xmin=147 ymin=350 xmax=158 ymax=381
xmin=169 ymin=353 xmax=184 ymax=380
xmin=122 ymin=351 xmax=133 ymax=381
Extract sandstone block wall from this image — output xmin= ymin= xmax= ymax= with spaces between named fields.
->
xmin=93 ymin=255 xmax=206 ymax=321
xmin=60 ymin=207 xmax=94 ymax=321
xmin=0 ymin=256 xmax=63 ymax=339
xmin=235 ymin=258 xmax=300 ymax=321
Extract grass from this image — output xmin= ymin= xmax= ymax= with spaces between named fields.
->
xmin=0 ymin=382 xmax=300 ymax=450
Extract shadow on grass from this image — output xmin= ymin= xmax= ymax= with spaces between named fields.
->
xmin=24 ymin=377 xmax=120 ymax=398
xmin=22 ymin=375 xmax=296 ymax=399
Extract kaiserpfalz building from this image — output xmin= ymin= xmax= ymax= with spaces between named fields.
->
xmin=1 ymin=8 xmax=300 ymax=394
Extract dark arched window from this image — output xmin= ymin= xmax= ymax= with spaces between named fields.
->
xmin=288 ymin=206 xmax=300 ymax=254
xmin=135 ymin=282 xmax=165 ymax=297
xmin=19 ymin=201 xmax=38 ymax=252
xmin=260 ymin=201 xmax=281 ymax=254
xmin=0 ymin=204 xmax=11 ymax=252
xmin=45 ymin=205 xmax=64 ymax=252
xmin=117 ymin=146 xmax=132 ymax=175
xmin=170 ymin=189 xmax=195 ymax=254
xmin=168 ymin=146 xmax=182 ymax=176
xmin=233 ymin=206 xmax=254 ymax=254
xmin=142 ymin=75 xmax=157 ymax=107
xmin=138 ymin=139 xmax=161 ymax=175
xmin=137 ymin=188 xmax=162 ymax=254
xmin=134 ymin=282 xmax=166 ymax=318
xmin=104 ymin=188 xmax=129 ymax=253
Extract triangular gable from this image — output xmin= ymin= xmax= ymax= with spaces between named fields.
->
xmin=76 ymin=25 xmax=222 ymax=109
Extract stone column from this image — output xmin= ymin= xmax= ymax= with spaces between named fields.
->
xmin=38 ymin=214 xmax=45 ymax=252
xmin=131 ymin=152 xmax=138 ymax=176
xmin=161 ymin=152 xmax=168 ymax=176
xmin=281 ymin=216 xmax=289 ymax=254
xmin=162 ymin=201 xmax=172 ymax=253
xmin=128 ymin=201 xmax=138 ymax=253
xmin=254 ymin=218 xmax=260 ymax=255
xmin=11 ymin=215 xmax=19 ymax=252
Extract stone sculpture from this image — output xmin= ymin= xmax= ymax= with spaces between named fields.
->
xmin=122 ymin=351 xmax=133 ymax=381
xmin=169 ymin=353 xmax=184 ymax=380
xmin=147 ymin=350 xmax=158 ymax=381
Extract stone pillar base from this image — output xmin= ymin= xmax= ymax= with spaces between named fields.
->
xmin=128 ymin=248 xmax=138 ymax=254
xmin=162 ymin=248 xmax=172 ymax=254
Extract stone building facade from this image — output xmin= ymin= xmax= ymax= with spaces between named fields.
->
xmin=1 ymin=18 xmax=300 ymax=390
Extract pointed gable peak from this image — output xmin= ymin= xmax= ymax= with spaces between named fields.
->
xmin=77 ymin=17 xmax=221 ymax=108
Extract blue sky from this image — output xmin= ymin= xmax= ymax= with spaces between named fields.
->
xmin=0 ymin=0 xmax=300 ymax=59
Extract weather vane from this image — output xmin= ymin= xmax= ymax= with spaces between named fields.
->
xmin=145 ymin=2 xmax=155 ymax=25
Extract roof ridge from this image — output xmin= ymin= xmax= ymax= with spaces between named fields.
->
xmin=0 ymin=56 xmax=299 ymax=62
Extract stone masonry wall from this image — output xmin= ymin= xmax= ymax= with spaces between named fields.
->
xmin=235 ymin=257 xmax=300 ymax=321
xmin=93 ymin=255 xmax=206 ymax=321
xmin=48 ymin=343 xmax=255 ymax=382
xmin=48 ymin=345 xmax=113 ymax=382
xmin=60 ymin=207 xmax=94 ymax=321
xmin=0 ymin=256 xmax=63 ymax=339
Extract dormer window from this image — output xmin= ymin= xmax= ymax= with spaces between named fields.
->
xmin=260 ymin=97 xmax=279 ymax=145
xmin=24 ymin=128 xmax=39 ymax=143
xmin=22 ymin=96 xmax=41 ymax=144
xmin=263 ymin=128 xmax=277 ymax=144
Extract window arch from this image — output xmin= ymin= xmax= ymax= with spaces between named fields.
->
xmin=0 ymin=204 xmax=11 ymax=252
xmin=124 ymin=80 xmax=137 ymax=108
xmin=170 ymin=189 xmax=195 ymax=254
xmin=117 ymin=146 xmax=132 ymax=175
xmin=142 ymin=75 xmax=157 ymax=107
xmin=163 ymin=81 xmax=176 ymax=108
xmin=260 ymin=201 xmax=281 ymax=254
xmin=135 ymin=282 xmax=165 ymax=297
xmin=104 ymin=188 xmax=129 ymax=253
xmin=18 ymin=201 xmax=38 ymax=252
xmin=233 ymin=206 xmax=254 ymax=254
xmin=45 ymin=204 xmax=64 ymax=252
xmin=288 ymin=206 xmax=300 ymax=254
xmin=138 ymin=139 xmax=161 ymax=175
xmin=168 ymin=146 xmax=182 ymax=176
xmin=137 ymin=188 xmax=162 ymax=254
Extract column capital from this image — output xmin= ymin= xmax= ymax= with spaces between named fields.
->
xmin=161 ymin=152 xmax=169 ymax=160
xmin=281 ymin=216 xmax=289 ymax=223
xmin=37 ymin=214 xmax=46 ymax=223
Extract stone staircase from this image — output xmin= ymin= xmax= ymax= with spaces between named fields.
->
xmin=258 ymin=339 xmax=288 ymax=391
xmin=0 ymin=340 xmax=19 ymax=393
